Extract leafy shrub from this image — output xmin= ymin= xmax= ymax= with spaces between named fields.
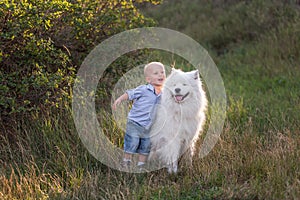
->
xmin=0 ymin=0 xmax=161 ymax=119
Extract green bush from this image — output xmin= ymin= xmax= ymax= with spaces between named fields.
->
xmin=0 ymin=0 xmax=161 ymax=118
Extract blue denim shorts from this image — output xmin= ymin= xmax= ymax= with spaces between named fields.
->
xmin=124 ymin=119 xmax=150 ymax=155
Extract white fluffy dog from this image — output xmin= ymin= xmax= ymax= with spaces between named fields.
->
xmin=149 ymin=68 xmax=207 ymax=173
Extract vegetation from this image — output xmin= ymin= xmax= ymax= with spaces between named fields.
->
xmin=1 ymin=0 xmax=300 ymax=199
xmin=0 ymin=0 xmax=159 ymax=116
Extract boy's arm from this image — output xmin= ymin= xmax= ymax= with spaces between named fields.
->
xmin=112 ymin=93 xmax=129 ymax=110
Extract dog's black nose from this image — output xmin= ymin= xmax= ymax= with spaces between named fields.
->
xmin=175 ymin=88 xmax=181 ymax=93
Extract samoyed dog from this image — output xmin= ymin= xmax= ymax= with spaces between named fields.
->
xmin=149 ymin=68 xmax=207 ymax=173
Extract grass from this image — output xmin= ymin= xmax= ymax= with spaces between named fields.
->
xmin=1 ymin=110 xmax=299 ymax=199
xmin=1 ymin=0 xmax=300 ymax=199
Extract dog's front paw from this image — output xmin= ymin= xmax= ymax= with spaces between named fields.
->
xmin=167 ymin=162 xmax=178 ymax=174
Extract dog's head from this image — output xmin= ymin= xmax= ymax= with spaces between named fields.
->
xmin=164 ymin=68 xmax=201 ymax=103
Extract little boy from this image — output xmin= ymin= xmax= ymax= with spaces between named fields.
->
xmin=112 ymin=62 xmax=166 ymax=169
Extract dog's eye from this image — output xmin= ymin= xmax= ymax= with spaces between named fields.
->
xmin=183 ymin=83 xmax=187 ymax=86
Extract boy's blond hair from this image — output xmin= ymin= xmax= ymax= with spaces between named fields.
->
xmin=144 ymin=62 xmax=164 ymax=77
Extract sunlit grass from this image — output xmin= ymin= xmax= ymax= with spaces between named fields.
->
xmin=1 ymin=110 xmax=299 ymax=199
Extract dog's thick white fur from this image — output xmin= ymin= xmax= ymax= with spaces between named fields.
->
xmin=149 ymin=68 xmax=207 ymax=173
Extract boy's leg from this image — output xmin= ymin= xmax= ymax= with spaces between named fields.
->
xmin=123 ymin=120 xmax=140 ymax=164
xmin=123 ymin=152 xmax=132 ymax=161
xmin=137 ymin=136 xmax=150 ymax=167
xmin=120 ymin=152 xmax=132 ymax=168
xmin=121 ymin=133 xmax=138 ymax=168
xmin=137 ymin=154 xmax=147 ymax=166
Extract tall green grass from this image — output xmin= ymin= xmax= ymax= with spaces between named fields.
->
xmin=1 ymin=0 xmax=300 ymax=199
xmin=1 ymin=107 xmax=299 ymax=199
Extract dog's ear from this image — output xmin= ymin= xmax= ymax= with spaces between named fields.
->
xmin=186 ymin=70 xmax=199 ymax=80
xmin=171 ymin=68 xmax=180 ymax=74
xmin=193 ymin=70 xmax=199 ymax=80
xmin=171 ymin=68 xmax=183 ymax=73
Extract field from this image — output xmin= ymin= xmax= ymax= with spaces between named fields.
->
xmin=1 ymin=0 xmax=300 ymax=199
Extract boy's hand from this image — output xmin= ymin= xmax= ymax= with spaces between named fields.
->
xmin=112 ymin=93 xmax=128 ymax=110
xmin=112 ymin=99 xmax=121 ymax=110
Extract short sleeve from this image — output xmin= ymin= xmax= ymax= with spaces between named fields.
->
xmin=126 ymin=85 xmax=144 ymax=101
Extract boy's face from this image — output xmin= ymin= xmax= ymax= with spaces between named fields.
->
xmin=145 ymin=65 xmax=166 ymax=86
